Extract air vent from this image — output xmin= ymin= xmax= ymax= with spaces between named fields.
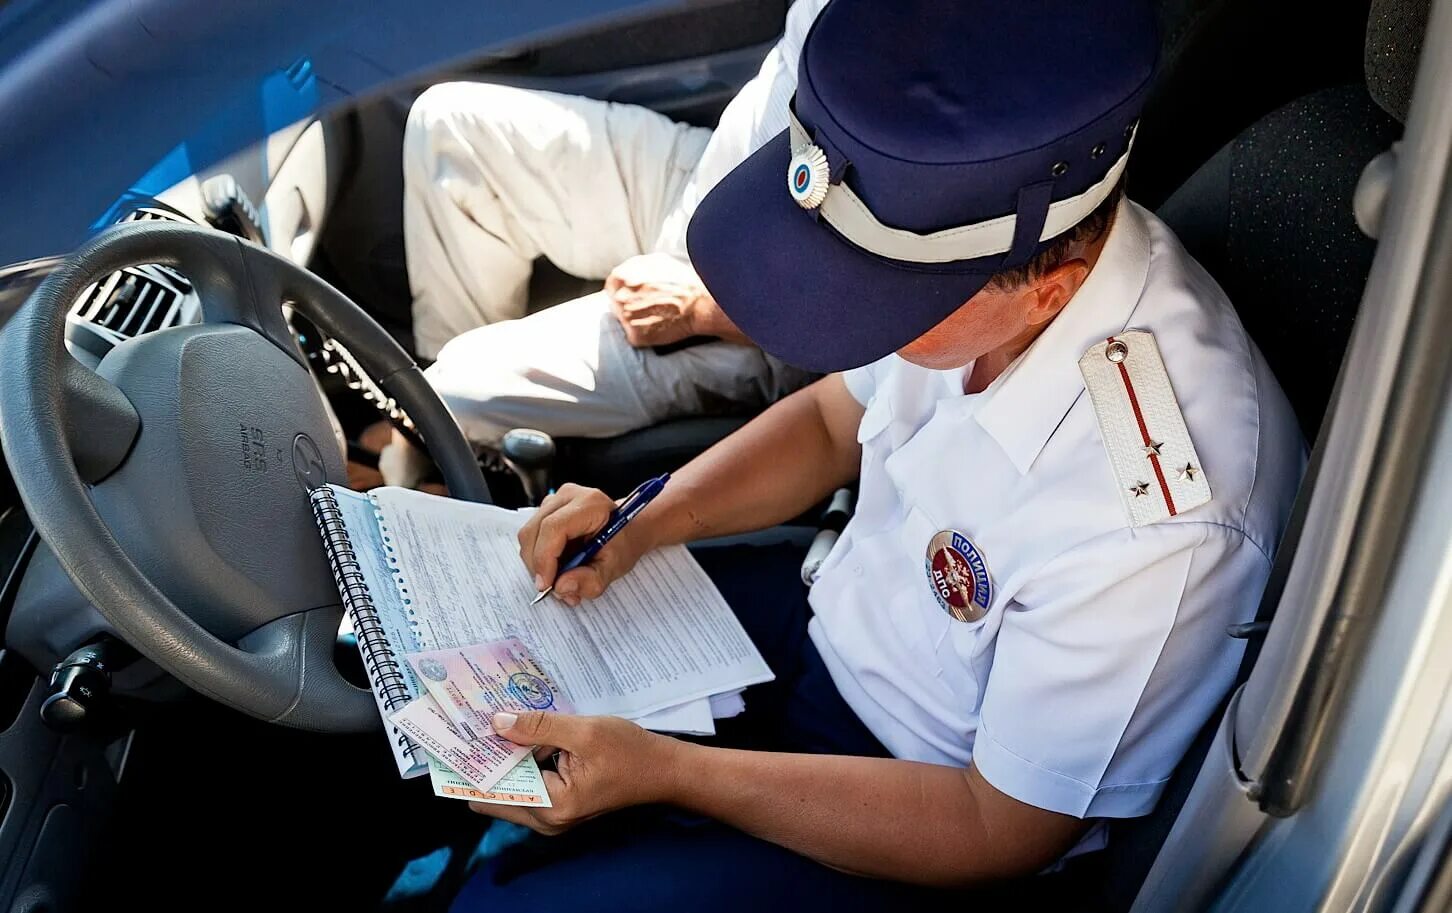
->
xmin=69 ymin=264 xmax=191 ymax=345
xmin=67 ymin=207 xmax=196 ymax=346
xmin=120 ymin=207 xmax=184 ymax=225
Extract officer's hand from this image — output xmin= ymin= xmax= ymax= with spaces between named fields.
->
xmin=604 ymin=253 xmax=711 ymax=348
xmin=518 ymin=484 xmax=650 ymax=607
xmin=468 ymin=711 xmax=682 ymax=834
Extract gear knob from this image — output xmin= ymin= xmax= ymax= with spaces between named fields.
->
xmin=500 ymin=428 xmax=556 ymax=506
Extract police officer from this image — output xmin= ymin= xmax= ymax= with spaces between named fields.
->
xmin=454 ymin=0 xmax=1304 ymax=908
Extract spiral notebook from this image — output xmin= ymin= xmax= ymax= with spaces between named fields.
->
xmin=310 ymin=484 xmax=430 ymax=776
xmin=309 ymin=483 xmax=773 ymax=780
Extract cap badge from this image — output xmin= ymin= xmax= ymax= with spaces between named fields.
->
xmin=788 ymin=143 xmax=830 ymax=210
xmin=925 ymin=530 xmax=993 ymax=623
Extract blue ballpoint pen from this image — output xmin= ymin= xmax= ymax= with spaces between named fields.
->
xmin=530 ymin=473 xmax=670 ymax=605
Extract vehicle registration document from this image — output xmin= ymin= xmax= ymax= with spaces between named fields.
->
xmin=308 ymin=484 xmax=772 ymax=802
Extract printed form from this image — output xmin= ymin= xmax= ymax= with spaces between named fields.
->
xmin=370 ymin=488 xmax=773 ymax=721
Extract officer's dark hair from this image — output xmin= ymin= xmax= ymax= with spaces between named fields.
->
xmin=987 ymin=178 xmax=1126 ymax=291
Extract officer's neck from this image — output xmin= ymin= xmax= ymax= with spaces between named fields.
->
xmin=966 ymin=316 xmax=1069 ymax=393
xmin=964 ymin=224 xmax=1114 ymax=395
xmin=966 ymin=335 xmax=1035 ymax=394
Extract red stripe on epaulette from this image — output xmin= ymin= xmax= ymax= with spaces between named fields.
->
xmin=1108 ymin=336 xmax=1177 ymax=517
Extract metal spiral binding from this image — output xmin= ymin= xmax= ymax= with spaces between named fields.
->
xmin=370 ymin=495 xmax=428 ymax=650
xmin=309 ymin=486 xmax=421 ymax=761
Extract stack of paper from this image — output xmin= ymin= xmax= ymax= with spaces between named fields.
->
xmin=371 ymin=488 xmax=772 ymax=740
xmin=362 ymin=487 xmax=774 ymax=802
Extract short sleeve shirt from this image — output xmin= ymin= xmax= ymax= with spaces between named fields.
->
xmin=809 ymin=201 xmax=1306 ymax=821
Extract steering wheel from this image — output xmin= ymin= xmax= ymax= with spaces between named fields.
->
xmin=0 ymin=221 xmax=490 ymax=731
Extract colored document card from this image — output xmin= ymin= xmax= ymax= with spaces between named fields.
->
xmin=390 ymin=698 xmax=529 ymax=797
xmin=406 ymin=638 xmax=574 ymax=743
xmin=429 ymin=756 xmax=552 ymax=807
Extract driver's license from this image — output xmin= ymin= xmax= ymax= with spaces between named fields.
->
xmin=390 ymin=697 xmax=527 ymax=795
xmin=405 ymin=638 xmax=574 ymax=743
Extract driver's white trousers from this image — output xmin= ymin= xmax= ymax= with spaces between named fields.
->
xmin=404 ymin=82 xmax=711 ymax=358
xmin=399 ymin=82 xmax=814 ymax=459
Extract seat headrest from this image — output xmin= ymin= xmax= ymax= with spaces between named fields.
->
xmin=1365 ymin=0 xmax=1432 ymax=123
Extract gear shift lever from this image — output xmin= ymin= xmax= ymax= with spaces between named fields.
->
xmin=500 ymin=428 xmax=556 ymax=506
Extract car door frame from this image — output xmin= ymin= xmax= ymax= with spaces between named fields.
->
xmin=1133 ymin=1 xmax=1452 ymax=909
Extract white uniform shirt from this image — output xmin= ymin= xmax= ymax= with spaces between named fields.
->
xmin=808 ymin=201 xmax=1305 ymax=821
xmin=654 ymin=0 xmax=827 ymax=259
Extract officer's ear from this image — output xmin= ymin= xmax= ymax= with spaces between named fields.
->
xmin=1022 ymin=257 xmax=1091 ymax=328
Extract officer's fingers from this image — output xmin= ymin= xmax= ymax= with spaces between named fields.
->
xmin=521 ymin=487 xmax=570 ymax=538
xmin=540 ymin=769 xmax=568 ymax=798
xmin=527 ymin=518 xmax=570 ymax=585
xmin=516 ymin=489 xmax=575 ymax=579
xmin=516 ymin=515 xmax=544 ymax=579
xmin=532 ymin=771 xmax=578 ymax=834
xmin=554 ymin=541 xmax=636 ymax=604
xmin=467 ymin=799 xmax=536 ymax=825
xmin=535 ymin=484 xmax=588 ymax=516
xmin=553 ymin=565 xmax=606 ymax=606
xmin=530 ymin=497 xmax=612 ymax=584
xmin=467 ymin=798 xmax=571 ymax=837
xmin=492 ymin=711 xmax=588 ymax=751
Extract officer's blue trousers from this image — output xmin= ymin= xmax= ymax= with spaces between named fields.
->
xmin=450 ymin=544 xmax=1082 ymax=912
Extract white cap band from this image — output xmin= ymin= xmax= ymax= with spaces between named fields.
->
xmin=788 ymin=110 xmax=1132 ymax=264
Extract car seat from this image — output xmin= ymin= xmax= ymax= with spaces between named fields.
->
xmin=1088 ymin=1 xmax=1428 ymax=909
xmin=1157 ymin=89 xmax=1402 ymax=435
xmin=1131 ymin=0 xmax=1374 ymax=208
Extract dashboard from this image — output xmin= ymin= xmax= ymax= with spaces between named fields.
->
xmin=59 ymin=205 xmax=204 ymax=372
xmin=2 ymin=111 xmax=336 ymax=350
xmin=0 ymin=112 xmax=340 ymax=676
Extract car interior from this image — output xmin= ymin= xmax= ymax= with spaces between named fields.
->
xmin=0 ymin=0 xmax=1433 ymax=909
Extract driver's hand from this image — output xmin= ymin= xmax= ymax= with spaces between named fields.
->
xmin=604 ymin=253 xmax=713 ymax=349
xmin=518 ymin=484 xmax=650 ymax=606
